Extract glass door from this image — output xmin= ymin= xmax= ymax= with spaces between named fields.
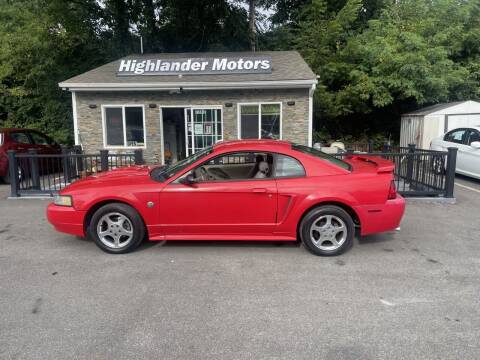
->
xmin=185 ymin=108 xmax=222 ymax=156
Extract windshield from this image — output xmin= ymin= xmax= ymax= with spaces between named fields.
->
xmin=151 ymin=146 xmax=213 ymax=182
xmin=292 ymin=144 xmax=351 ymax=171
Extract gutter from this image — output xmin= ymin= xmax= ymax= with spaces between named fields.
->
xmin=59 ymin=79 xmax=318 ymax=92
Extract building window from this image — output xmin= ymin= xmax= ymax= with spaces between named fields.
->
xmin=103 ymin=106 xmax=145 ymax=147
xmin=239 ymin=103 xmax=281 ymax=140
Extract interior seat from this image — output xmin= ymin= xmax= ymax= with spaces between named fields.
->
xmin=254 ymin=161 xmax=270 ymax=178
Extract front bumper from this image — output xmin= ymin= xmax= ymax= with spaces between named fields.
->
xmin=354 ymin=196 xmax=406 ymax=236
xmin=46 ymin=203 xmax=86 ymax=237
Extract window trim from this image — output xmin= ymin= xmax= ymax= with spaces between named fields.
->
xmin=273 ymin=153 xmax=306 ymax=179
xmin=176 ymin=150 xmax=276 ymax=184
xmin=466 ymin=129 xmax=480 ymax=146
xmin=101 ymin=104 xmax=147 ymax=149
xmin=174 ymin=150 xmax=306 ymax=184
xmin=444 ymin=128 xmax=468 ymax=145
xmin=237 ymin=102 xmax=282 ymax=140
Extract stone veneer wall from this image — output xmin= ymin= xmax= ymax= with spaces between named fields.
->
xmin=75 ymin=88 xmax=310 ymax=163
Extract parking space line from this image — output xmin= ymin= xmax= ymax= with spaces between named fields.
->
xmin=455 ymin=182 xmax=480 ymax=193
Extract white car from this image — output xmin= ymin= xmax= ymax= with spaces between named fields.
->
xmin=430 ymin=126 xmax=480 ymax=179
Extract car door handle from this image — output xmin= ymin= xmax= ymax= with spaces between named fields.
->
xmin=252 ymin=188 xmax=267 ymax=193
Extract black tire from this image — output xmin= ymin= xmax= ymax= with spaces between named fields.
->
xmin=2 ymin=167 xmax=23 ymax=184
xmin=87 ymin=203 xmax=145 ymax=254
xmin=432 ymin=156 xmax=446 ymax=175
xmin=299 ymin=205 xmax=355 ymax=256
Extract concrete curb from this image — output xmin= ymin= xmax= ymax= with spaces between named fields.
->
xmin=405 ymin=197 xmax=456 ymax=204
xmin=8 ymin=196 xmax=52 ymax=200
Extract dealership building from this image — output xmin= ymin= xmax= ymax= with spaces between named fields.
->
xmin=59 ymin=51 xmax=317 ymax=163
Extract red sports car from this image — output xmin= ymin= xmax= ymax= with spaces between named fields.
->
xmin=47 ymin=140 xmax=405 ymax=256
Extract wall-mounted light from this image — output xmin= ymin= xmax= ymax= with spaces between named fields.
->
xmin=149 ymin=104 xmax=157 ymax=108
xmin=88 ymin=104 xmax=97 ymax=109
xmin=287 ymin=101 xmax=295 ymax=106
xmin=225 ymin=102 xmax=233 ymax=107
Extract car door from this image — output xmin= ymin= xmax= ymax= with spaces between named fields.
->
xmin=158 ymin=151 xmax=278 ymax=237
xmin=460 ymin=129 xmax=480 ymax=177
xmin=438 ymin=128 xmax=469 ymax=172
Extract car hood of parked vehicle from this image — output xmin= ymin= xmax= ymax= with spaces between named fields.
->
xmin=59 ymin=165 xmax=156 ymax=193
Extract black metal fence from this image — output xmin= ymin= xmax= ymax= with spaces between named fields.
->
xmin=8 ymin=148 xmax=144 ymax=197
xmin=334 ymin=144 xmax=457 ymax=197
xmin=7 ymin=144 xmax=457 ymax=198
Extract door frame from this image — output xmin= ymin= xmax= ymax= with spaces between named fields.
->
xmin=159 ymin=104 xmax=223 ymax=165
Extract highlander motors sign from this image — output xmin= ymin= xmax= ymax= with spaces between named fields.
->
xmin=117 ymin=56 xmax=272 ymax=76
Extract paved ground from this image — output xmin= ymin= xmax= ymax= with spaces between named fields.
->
xmin=0 ymin=179 xmax=479 ymax=360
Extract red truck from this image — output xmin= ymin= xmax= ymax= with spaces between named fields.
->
xmin=0 ymin=128 xmax=62 ymax=183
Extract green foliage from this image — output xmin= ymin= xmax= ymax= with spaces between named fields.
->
xmin=2 ymin=0 xmax=480 ymax=144
xmin=293 ymin=0 xmax=480 ymax=138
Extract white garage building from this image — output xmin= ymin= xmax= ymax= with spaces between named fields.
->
xmin=400 ymin=100 xmax=480 ymax=149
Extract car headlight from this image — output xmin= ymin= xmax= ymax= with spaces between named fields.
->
xmin=54 ymin=195 xmax=73 ymax=207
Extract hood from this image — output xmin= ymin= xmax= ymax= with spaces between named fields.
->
xmin=60 ymin=165 xmax=156 ymax=193
xmin=87 ymin=165 xmax=153 ymax=179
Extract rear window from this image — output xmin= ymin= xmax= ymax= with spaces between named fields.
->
xmin=292 ymin=144 xmax=351 ymax=171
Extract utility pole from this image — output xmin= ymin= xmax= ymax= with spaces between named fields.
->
xmin=248 ymin=0 xmax=256 ymax=51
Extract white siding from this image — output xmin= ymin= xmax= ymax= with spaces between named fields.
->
xmin=400 ymin=116 xmax=422 ymax=148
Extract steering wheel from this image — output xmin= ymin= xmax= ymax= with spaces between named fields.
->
xmin=198 ymin=166 xmax=212 ymax=181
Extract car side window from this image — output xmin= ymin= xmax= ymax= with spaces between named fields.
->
xmin=29 ymin=131 xmax=52 ymax=145
xmin=467 ymin=130 xmax=480 ymax=145
xmin=187 ymin=152 xmax=274 ymax=182
xmin=9 ymin=132 xmax=31 ymax=144
xmin=274 ymin=154 xmax=305 ymax=178
xmin=444 ymin=129 xmax=466 ymax=144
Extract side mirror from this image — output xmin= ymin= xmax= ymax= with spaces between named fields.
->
xmin=179 ymin=174 xmax=196 ymax=185
xmin=470 ymin=141 xmax=480 ymax=149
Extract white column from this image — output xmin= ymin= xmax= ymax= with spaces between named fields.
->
xmin=71 ymin=91 xmax=79 ymax=146
xmin=308 ymin=84 xmax=316 ymax=147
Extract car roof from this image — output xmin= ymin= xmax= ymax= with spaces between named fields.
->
xmin=447 ymin=126 xmax=480 ymax=132
xmin=213 ymin=139 xmax=292 ymax=151
xmin=0 ymin=128 xmax=33 ymax=133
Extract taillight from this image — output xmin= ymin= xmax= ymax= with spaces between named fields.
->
xmin=388 ymin=180 xmax=397 ymax=200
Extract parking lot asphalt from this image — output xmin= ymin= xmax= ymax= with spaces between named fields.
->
xmin=0 ymin=180 xmax=479 ymax=360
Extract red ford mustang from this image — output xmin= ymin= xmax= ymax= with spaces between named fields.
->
xmin=47 ymin=140 xmax=405 ymax=256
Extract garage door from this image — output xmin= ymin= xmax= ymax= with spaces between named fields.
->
xmin=446 ymin=114 xmax=480 ymax=132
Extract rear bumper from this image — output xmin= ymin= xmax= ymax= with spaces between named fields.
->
xmin=354 ymin=196 xmax=406 ymax=236
xmin=46 ymin=203 xmax=86 ymax=237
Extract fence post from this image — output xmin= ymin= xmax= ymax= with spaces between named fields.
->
xmin=368 ymin=139 xmax=374 ymax=153
xmin=61 ymin=147 xmax=71 ymax=184
xmin=100 ymin=149 xmax=109 ymax=172
xmin=445 ymin=147 xmax=458 ymax=198
xmin=383 ymin=141 xmax=391 ymax=153
xmin=7 ymin=150 xmax=19 ymax=197
xmin=28 ymin=149 xmax=40 ymax=190
xmin=134 ymin=149 xmax=144 ymax=165
xmin=405 ymin=143 xmax=416 ymax=183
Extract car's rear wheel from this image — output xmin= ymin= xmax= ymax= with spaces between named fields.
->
xmin=88 ymin=203 xmax=145 ymax=254
xmin=2 ymin=167 xmax=23 ymax=185
xmin=299 ymin=205 xmax=354 ymax=256
xmin=432 ymin=156 xmax=446 ymax=175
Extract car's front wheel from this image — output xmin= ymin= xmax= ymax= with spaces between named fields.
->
xmin=299 ymin=205 xmax=354 ymax=256
xmin=88 ymin=203 xmax=145 ymax=254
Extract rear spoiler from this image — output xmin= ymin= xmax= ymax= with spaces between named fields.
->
xmin=347 ymin=155 xmax=395 ymax=173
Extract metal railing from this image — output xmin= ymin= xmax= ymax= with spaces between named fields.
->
xmin=8 ymin=148 xmax=144 ymax=197
xmin=334 ymin=144 xmax=457 ymax=197
xmin=7 ymin=144 xmax=457 ymax=198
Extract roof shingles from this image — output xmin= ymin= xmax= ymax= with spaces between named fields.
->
xmin=60 ymin=51 xmax=316 ymax=87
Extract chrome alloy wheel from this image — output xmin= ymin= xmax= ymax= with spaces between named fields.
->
xmin=96 ymin=212 xmax=134 ymax=249
xmin=309 ymin=214 xmax=348 ymax=251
